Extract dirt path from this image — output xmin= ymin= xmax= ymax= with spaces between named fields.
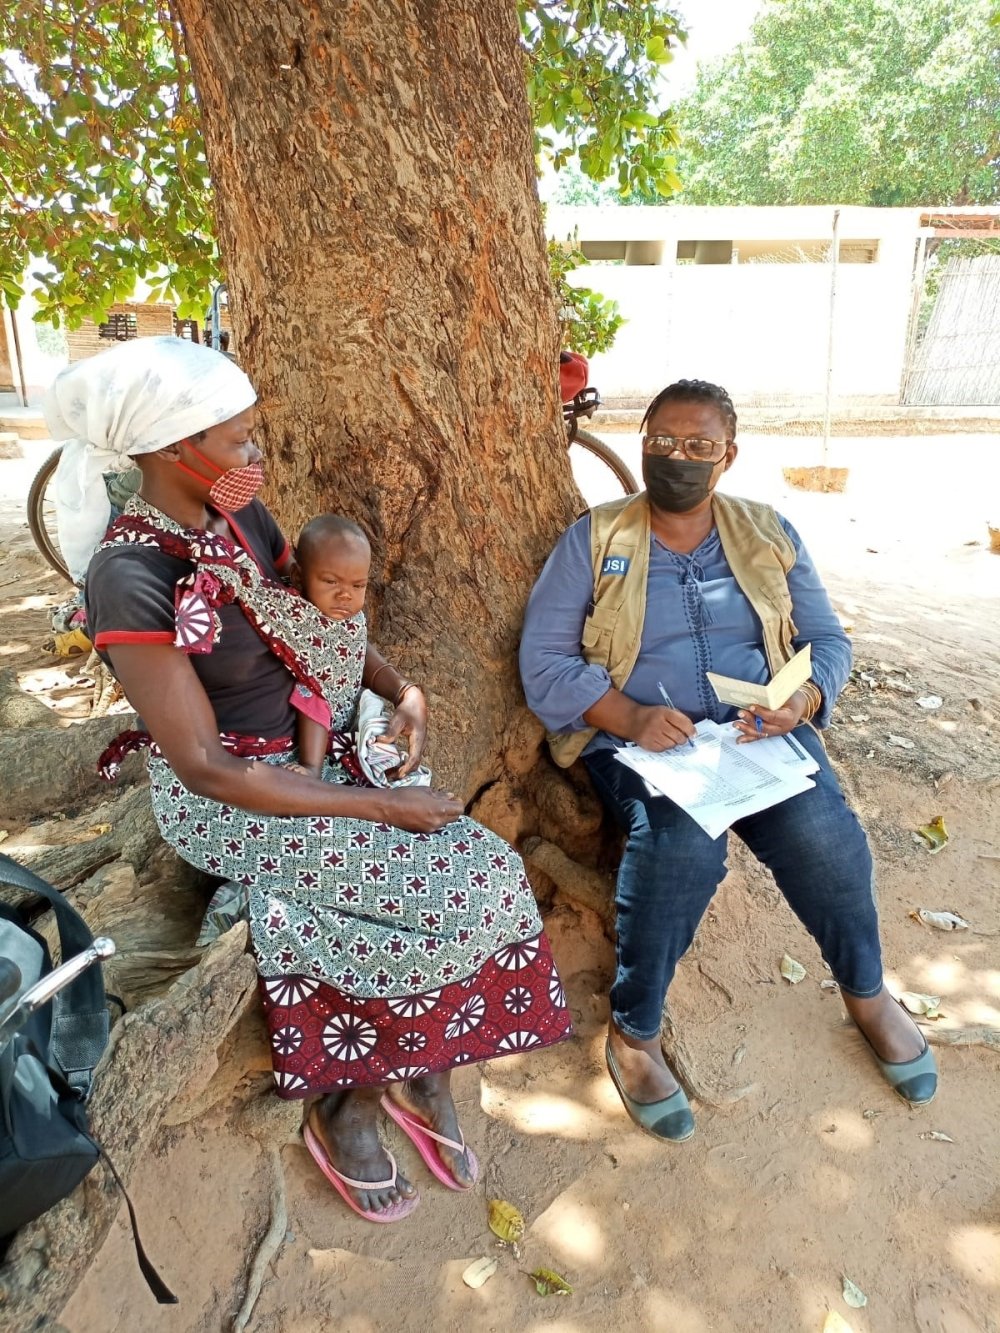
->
xmin=3 ymin=435 xmax=999 ymax=1333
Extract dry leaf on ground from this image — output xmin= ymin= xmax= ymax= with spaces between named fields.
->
xmin=910 ymin=908 xmax=971 ymax=931
xmin=914 ymin=816 xmax=949 ymax=853
xmin=487 ymin=1199 xmax=525 ymax=1244
xmin=842 ymin=1276 xmax=867 ymax=1308
xmin=462 ymin=1258 xmax=498 ymax=1289
xmin=919 ymin=1130 xmax=955 ymax=1143
xmin=780 ymin=953 xmax=806 ymax=984
xmin=530 ymin=1267 xmax=572 ymax=1296
xmin=887 ymin=734 xmax=916 ymax=749
xmin=898 ymin=991 xmax=943 ymax=1019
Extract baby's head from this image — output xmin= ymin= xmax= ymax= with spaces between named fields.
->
xmin=296 ymin=514 xmax=371 ymax=621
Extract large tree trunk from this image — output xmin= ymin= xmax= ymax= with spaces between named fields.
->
xmin=174 ymin=0 xmax=592 ymax=859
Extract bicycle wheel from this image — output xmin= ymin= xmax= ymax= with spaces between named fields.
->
xmin=27 ymin=446 xmax=73 ymax=583
xmin=572 ymin=427 xmax=639 ymax=496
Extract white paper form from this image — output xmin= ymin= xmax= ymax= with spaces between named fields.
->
xmin=714 ymin=722 xmax=820 ymax=781
xmin=615 ymin=720 xmax=816 ymax=840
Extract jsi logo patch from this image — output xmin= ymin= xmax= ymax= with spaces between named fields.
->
xmin=601 ymin=555 xmax=630 ymax=575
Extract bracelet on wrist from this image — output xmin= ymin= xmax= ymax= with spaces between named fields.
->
xmin=797 ymin=681 xmax=822 ymax=722
xmin=394 ymin=681 xmax=422 ymax=707
xmin=368 ymin=662 xmax=396 ymax=697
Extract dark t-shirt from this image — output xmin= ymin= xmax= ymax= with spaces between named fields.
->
xmin=86 ymin=501 xmax=298 ymax=739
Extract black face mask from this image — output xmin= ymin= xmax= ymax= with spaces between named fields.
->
xmin=642 ymin=455 xmax=717 ymax=513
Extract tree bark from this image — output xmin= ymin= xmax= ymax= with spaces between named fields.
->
xmin=174 ymin=0 xmax=584 ymax=847
xmin=0 ymin=927 xmax=258 ymax=1331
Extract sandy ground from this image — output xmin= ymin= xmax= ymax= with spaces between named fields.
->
xmin=2 ymin=433 xmax=999 ymax=1333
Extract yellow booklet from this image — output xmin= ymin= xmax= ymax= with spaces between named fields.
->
xmin=706 ymin=644 xmax=812 ymax=712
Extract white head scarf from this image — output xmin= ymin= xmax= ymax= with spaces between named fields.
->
xmin=44 ymin=336 xmax=257 ymax=582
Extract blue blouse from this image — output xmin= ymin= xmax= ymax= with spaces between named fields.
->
xmin=519 ymin=509 xmax=851 ymax=756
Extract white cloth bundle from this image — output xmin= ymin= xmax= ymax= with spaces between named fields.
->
xmin=355 ymin=689 xmax=432 ymax=788
xmin=43 ymin=336 xmax=257 ymax=582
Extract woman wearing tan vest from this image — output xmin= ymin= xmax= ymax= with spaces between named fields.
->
xmin=520 ymin=379 xmax=936 ymax=1142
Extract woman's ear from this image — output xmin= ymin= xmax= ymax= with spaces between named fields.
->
xmin=156 ymin=440 xmax=184 ymax=462
xmin=288 ymin=552 xmax=303 ymax=590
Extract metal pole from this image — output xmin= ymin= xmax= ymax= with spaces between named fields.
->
xmin=8 ymin=303 xmax=29 ymax=407
xmin=900 ymin=229 xmax=930 ymax=404
xmin=821 ymin=207 xmax=841 ymax=468
xmin=210 ymin=283 xmax=227 ymax=350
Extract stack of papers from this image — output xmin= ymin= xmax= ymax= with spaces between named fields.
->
xmin=615 ymin=720 xmax=820 ymax=840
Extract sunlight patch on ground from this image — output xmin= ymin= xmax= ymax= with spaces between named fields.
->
xmin=642 ymin=1289 xmax=711 ymax=1331
xmin=809 ymin=1109 xmax=876 ymax=1153
xmin=531 ymin=1192 xmax=608 ymax=1267
xmin=948 ymin=1225 xmax=1000 ymax=1287
xmin=482 ymin=1089 xmax=608 ymax=1138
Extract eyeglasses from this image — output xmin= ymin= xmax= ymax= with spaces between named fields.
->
xmin=642 ymin=434 xmax=732 ymax=462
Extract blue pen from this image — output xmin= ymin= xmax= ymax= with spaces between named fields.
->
xmin=657 ymin=681 xmax=695 ymax=749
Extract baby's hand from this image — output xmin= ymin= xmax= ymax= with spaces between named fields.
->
xmin=286 ymin=761 xmax=323 ymax=778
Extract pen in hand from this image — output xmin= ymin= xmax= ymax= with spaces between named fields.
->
xmin=656 ymin=681 xmax=695 ymax=749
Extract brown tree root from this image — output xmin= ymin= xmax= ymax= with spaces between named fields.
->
xmin=920 ymin=1024 xmax=1000 ymax=1053
xmin=660 ymin=1003 xmax=756 ymax=1109
xmin=521 ymin=835 xmax=614 ymax=930
xmin=0 ymin=711 xmax=137 ymax=823
xmin=0 ymin=925 xmax=258 ymax=1331
xmin=82 ymin=649 xmax=123 ymax=718
xmin=231 ymin=1147 xmax=287 ymax=1333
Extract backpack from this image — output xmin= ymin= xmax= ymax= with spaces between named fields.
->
xmin=0 ymin=853 xmax=175 ymax=1303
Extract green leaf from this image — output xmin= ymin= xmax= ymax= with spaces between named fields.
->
xmin=530 ymin=1267 xmax=572 ymax=1297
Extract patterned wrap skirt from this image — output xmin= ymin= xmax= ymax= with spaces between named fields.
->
xmin=148 ymin=753 xmax=571 ymax=1097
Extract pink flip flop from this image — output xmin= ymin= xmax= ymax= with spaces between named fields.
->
xmin=380 ymin=1094 xmax=480 ymax=1192
xmin=302 ymin=1121 xmax=420 ymax=1224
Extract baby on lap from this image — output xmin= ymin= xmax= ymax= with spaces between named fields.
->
xmin=290 ymin=514 xmax=429 ymax=787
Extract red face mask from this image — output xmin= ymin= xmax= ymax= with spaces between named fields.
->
xmin=175 ymin=439 xmax=265 ymax=511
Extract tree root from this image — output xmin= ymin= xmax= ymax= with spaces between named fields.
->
xmin=521 ymin=836 xmax=613 ymax=930
xmin=920 ymin=1024 xmax=1000 ymax=1053
xmin=0 ymin=925 xmax=258 ymax=1330
xmin=83 ymin=649 xmax=122 ymax=718
xmin=660 ymin=1003 xmax=756 ymax=1109
xmin=231 ymin=1147 xmax=287 ymax=1333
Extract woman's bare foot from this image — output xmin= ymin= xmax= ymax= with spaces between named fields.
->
xmin=607 ymin=1019 xmax=680 ymax=1102
xmin=309 ymin=1087 xmax=416 ymax=1214
xmin=384 ymin=1071 xmax=475 ymax=1187
xmin=842 ymin=986 xmax=926 ymax=1062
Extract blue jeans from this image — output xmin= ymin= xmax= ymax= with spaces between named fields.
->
xmin=584 ymin=726 xmax=883 ymax=1040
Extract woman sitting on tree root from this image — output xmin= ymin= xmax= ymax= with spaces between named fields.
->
xmin=519 ymin=378 xmax=936 ymax=1144
xmin=45 ymin=337 xmax=570 ymax=1222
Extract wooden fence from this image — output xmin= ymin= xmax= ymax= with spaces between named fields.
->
xmin=903 ymin=256 xmax=1000 ymax=406
xmin=66 ymin=302 xmax=177 ymax=363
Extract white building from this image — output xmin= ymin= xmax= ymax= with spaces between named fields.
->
xmin=549 ymin=205 xmax=1000 ymax=407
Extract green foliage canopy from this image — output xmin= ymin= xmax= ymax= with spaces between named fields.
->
xmin=0 ymin=1 xmax=684 ymax=329
xmin=677 ymin=0 xmax=1000 ymax=207
xmin=0 ymin=3 xmax=215 ymax=322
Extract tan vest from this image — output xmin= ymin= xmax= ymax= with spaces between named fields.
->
xmin=547 ymin=492 xmax=799 ymax=768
